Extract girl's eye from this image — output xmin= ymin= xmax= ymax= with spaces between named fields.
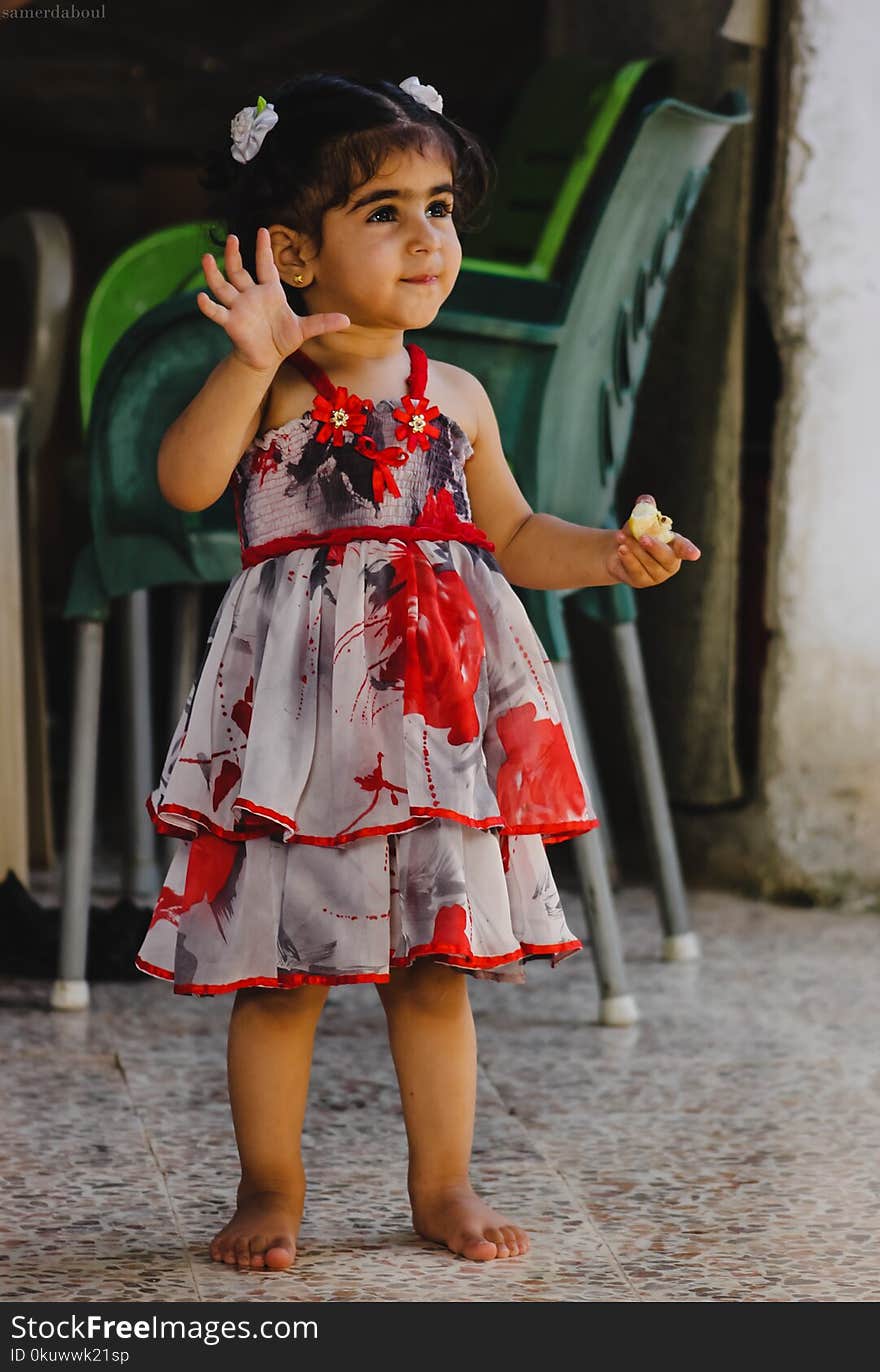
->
xmin=366 ymin=200 xmax=454 ymax=223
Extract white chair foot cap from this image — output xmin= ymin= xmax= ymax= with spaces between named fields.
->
xmin=599 ymin=994 xmax=639 ymax=1027
xmin=663 ymin=931 xmax=701 ymax=962
xmin=49 ymin=979 xmax=90 ymax=1011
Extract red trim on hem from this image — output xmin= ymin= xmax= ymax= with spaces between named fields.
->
xmin=134 ymin=935 xmax=584 ymax=997
xmin=147 ymin=793 xmax=600 ymax=847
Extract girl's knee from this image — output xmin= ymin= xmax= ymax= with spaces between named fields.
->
xmin=233 ymin=983 xmax=330 ymax=1014
xmin=376 ymin=959 xmax=468 ymax=1013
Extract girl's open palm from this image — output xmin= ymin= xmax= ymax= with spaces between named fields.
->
xmin=196 ymin=227 xmax=350 ymax=374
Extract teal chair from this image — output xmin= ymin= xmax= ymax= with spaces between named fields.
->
xmin=53 ymin=298 xmax=236 ymax=1010
xmin=419 ymin=88 xmax=752 ymax=1022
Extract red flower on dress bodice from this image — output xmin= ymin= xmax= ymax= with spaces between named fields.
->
xmin=393 ymin=395 xmax=442 ymax=452
xmin=311 ymin=386 xmax=374 ymax=446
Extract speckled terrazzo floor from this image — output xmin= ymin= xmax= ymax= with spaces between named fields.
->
xmin=2 ymin=883 xmax=878 ymax=1302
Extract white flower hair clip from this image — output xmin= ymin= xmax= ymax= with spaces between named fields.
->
xmin=230 ymin=95 xmax=279 ymax=164
xmin=399 ymin=75 xmax=444 ymax=114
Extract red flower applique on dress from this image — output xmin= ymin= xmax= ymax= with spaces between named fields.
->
xmin=392 ymin=395 xmax=441 ymax=452
xmin=311 ymin=386 xmax=374 ymax=446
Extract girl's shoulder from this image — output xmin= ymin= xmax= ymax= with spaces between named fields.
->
xmin=422 ymin=356 xmax=479 ymax=447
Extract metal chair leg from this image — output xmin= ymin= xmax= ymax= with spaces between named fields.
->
xmin=609 ymin=621 xmax=700 ymax=961
xmin=570 ymin=825 xmax=640 ymax=1024
xmin=120 ymin=590 xmax=160 ymax=902
xmin=552 ymin=658 xmax=639 ymax=1025
xmin=161 ymin=586 xmax=201 ymax=872
xmin=51 ymin=618 xmax=104 ymax=1011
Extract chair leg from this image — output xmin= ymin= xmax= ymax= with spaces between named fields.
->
xmin=608 ymin=621 xmax=700 ymax=961
xmin=161 ymin=586 xmax=201 ymax=873
xmin=121 ymin=591 xmax=160 ymax=903
xmin=51 ymin=618 xmax=104 ymax=1011
xmin=553 ymin=657 xmax=622 ymax=888
xmin=571 ymin=827 xmax=640 ymax=1024
xmin=552 ymin=658 xmax=639 ymax=1026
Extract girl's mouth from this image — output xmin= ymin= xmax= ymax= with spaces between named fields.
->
xmin=402 ymin=275 xmax=438 ymax=284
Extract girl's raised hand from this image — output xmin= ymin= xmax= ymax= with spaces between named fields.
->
xmin=605 ymin=493 xmax=702 ymax=588
xmin=196 ymin=227 xmax=350 ymax=374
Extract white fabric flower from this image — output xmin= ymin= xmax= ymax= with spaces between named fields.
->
xmin=399 ymin=76 xmax=444 ymax=114
xmin=230 ymin=95 xmax=279 ymax=164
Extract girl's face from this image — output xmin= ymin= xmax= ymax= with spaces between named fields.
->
xmin=280 ymin=146 xmax=462 ymax=333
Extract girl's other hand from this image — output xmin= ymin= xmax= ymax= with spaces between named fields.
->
xmin=196 ymin=227 xmax=350 ymax=375
xmin=605 ymin=493 xmax=702 ymax=587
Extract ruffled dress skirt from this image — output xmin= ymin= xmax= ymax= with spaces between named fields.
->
xmin=135 ymin=535 xmax=599 ymax=993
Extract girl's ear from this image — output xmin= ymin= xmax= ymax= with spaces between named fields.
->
xmin=267 ymin=223 xmax=316 ymax=288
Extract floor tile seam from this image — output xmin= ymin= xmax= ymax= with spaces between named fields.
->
xmin=115 ymin=1048 xmax=204 ymax=1300
xmin=475 ymin=1066 xmax=642 ymax=1301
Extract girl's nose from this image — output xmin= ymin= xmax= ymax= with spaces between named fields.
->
xmin=407 ymin=217 xmax=444 ymax=252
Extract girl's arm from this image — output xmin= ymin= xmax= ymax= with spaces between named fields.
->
xmin=157 ymin=352 xmax=276 ymax=512
xmin=463 ymin=373 xmax=700 ymax=590
xmin=159 ymin=229 xmax=350 ymax=512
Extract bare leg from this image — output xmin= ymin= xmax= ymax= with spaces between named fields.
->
xmin=209 ymin=982 xmax=329 ymax=1271
xmin=375 ymin=960 xmax=530 ymax=1261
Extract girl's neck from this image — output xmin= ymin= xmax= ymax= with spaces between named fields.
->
xmin=302 ymin=325 xmax=406 ymax=367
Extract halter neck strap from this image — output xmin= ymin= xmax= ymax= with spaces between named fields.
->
xmin=287 ymin=341 xmax=427 ymax=402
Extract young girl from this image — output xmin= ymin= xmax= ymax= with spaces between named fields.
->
xmin=135 ymin=71 xmax=701 ymax=1273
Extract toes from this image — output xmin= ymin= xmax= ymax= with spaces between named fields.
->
xmin=459 ymin=1230 xmax=499 ymax=1261
xmin=233 ymin=1238 xmax=251 ymax=1269
xmin=500 ymin=1224 xmax=524 ymax=1256
xmin=264 ymin=1241 xmax=295 ymax=1269
xmin=486 ymin=1226 xmax=510 ymax=1257
xmin=249 ymin=1236 xmax=268 ymax=1269
xmin=511 ymin=1225 xmax=530 ymax=1255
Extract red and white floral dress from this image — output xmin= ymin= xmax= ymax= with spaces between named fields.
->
xmin=135 ymin=342 xmax=599 ymax=994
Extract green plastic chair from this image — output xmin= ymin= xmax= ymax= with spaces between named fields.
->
xmin=59 ymin=225 xmax=229 ymax=961
xmin=460 ymin=56 xmax=666 ymax=282
xmin=418 ymin=88 xmax=752 ymax=1022
xmin=79 ymin=221 xmax=224 ymax=433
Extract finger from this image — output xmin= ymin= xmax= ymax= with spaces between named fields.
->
xmin=635 ymin=492 xmax=656 ymax=504
xmin=299 ymin=311 xmax=352 ymax=340
xmin=253 ymin=226 xmax=281 ymax=285
xmin=632 ymin=532 xmax=682 ymax=574
xmin=201 ymin=252 xmax=238 ymax=306
xmin=195 ymin=291 xmax=230 ymax=325
xmin=224 ymin=233 xmax=256 ymax=291
xmin=616 ymin=531 xmax=664 ymax=581
xmin=670 ymin=533 xmax=701 ymax=560
xmin=610 ymin=552 xmax=645 ymax=587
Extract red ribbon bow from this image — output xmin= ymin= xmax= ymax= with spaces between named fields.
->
xmin=355 ymin=435 xmax=410 ymax=503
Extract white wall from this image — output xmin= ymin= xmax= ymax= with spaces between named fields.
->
xmin=681 ymin=0 xmax=880 ymax=903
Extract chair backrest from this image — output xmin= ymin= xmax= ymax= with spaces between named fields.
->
xmin=460 ymin=56 xmax=666 ymax=281
xmin=79 ymin=221 xmax=222 ymax=432
xmin=422 ymin=91 xmax=751 ymax=536
xmin=85 ymin=292 xmax=239 ymax=598
xmin=537 ymin=92 xmax=750 ymax=527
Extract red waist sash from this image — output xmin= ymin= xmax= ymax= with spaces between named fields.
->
xmin=240 ymin=518 xmax=496 ymax=568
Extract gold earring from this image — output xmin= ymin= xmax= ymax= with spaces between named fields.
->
xmin=293 ymin=272 xmax=305 ymax=285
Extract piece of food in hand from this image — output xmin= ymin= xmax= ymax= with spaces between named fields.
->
xmin=627 ymin=496 xmax=674 ymax=544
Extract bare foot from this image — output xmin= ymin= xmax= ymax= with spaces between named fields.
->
xmin=410 ymin=1182 xmax=530 ymax=1262
xmin=209 ymin=1186 xmax=302 ymax=1271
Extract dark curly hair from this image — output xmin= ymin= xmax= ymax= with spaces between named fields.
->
xmin=199 ymin=72 xmax=494 ymax=307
